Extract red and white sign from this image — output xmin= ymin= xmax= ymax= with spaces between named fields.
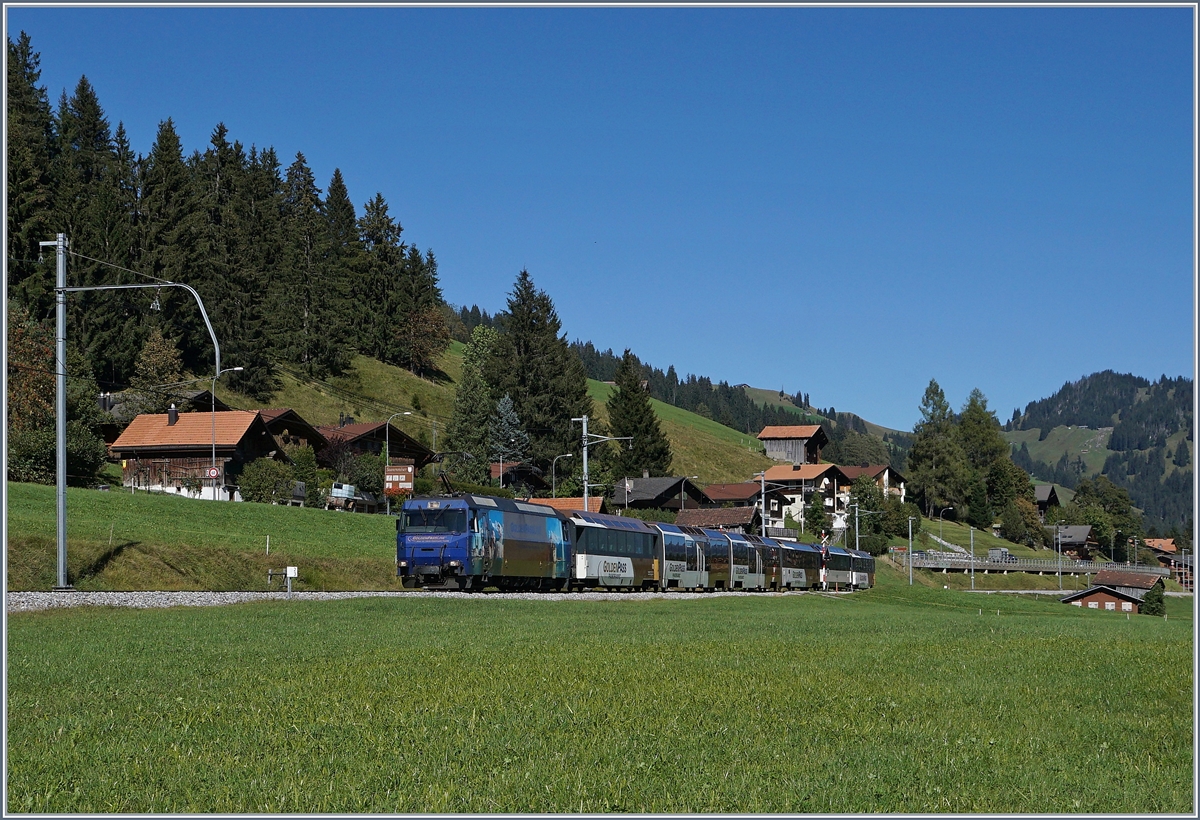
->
xmin=205 ymin=467 xmax=221 ymax=479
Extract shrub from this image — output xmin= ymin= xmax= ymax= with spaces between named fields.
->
xmin=1140 ymin=583 xmax=1166 ymax=617
xmin=239 ymin=458 xmax=295 ymax=504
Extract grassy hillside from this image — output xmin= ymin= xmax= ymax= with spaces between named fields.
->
xmin=6 ymin=481 xmax=399 ymax=592
xmin=1003 ymin=425 xmax=1113 ymax=477
xmin=588 ymin=381 xmax=773 ymax=484
xmin=217 ymin=344 xmax=772 ymax=487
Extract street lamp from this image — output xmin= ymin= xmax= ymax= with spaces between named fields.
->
xmin=384 ymin=411 xmax=413 ymax=515
xmin=210 ymin=366 xmax=243 ymax=501
xmin=551 ymin=453 xmax=573 ymax=498
xmin=939 ymin=506 xmax=954 ymax=543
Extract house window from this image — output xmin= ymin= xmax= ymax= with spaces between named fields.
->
xmin=1088 ymin=601 xmax=1099 ymax=609
xmin=1105 ymin=602 xmax=1116 ymax=611
xmin=1072 ymin=601 xmax=1082 ymax=607
xmin=1121 ymin=602 xmax=1133 ymax=612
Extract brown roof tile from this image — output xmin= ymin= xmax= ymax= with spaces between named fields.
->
xmin=703 ymin=482 xmax=764 ymax=502
xmin=1092 ymin=569 xmax=1163 ymax=589
xmin=111 ymin=411 xmax=259 ymax=449
xmin=531 ymin=497 xmax=606 ymax=514
xmin=763 ymin=464 xmax=838 ymax=483
xmin=675 ymin=507 xmax=757 ymax=528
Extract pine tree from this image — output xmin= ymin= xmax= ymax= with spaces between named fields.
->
xmin=443 ymin=325 xmax=499 ymax=484
xmin=606 ymin=348 xmax=672 ymax=477
xmin=957 ymin=388 xmax=1009 ymax=475
xmin=129 ymin=326 xmax=185 ymax=414
xmin=488 ymin=394 xmax=530 ymax=469
xmin=487 ymin=269 xmax=592 ymax=469
xmin=907 ymin=378 xmax=969 ymax=516
xmin=804 ymin=490 xmax=831 ymax=537
xmin=355 ymin=193 xmax=404 ymax=360
xmin=6 ymin=32 xmax=56 ymax=319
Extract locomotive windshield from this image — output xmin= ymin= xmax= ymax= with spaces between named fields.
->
xmin=400 ymin=508 xmax=467 ymax=534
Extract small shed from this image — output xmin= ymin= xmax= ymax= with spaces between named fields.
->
xmin=1034 ymin=485 xmax=1061 ymax=522
xmin=757 ymin=425 xmax=828 ymax=465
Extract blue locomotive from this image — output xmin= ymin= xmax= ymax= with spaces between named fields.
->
xmin=396 ymin=494 xmax=875 ymax=592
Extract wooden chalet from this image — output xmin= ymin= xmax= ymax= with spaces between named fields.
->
xmin=611 ymin=476 xmax=710 ymax=512
xmin=98 ymin=388 xmax=232 ymax=445
xmin=1034 ymin=484 xmax=1062 ymax=522
xmin=1061 ymin=570 xmax=1165 ymax=614
xmin=317 ymin=420 xmax=435 ymax=469
xmin=258 ymin=408 xmax=329 ymax=454
xmin=109 ymin=408 xmax=286 ymax=501
xmin=757 ymin=425 xmax=828 ymax=465
xmin=761 ymin=463 xmax=850 ymax=530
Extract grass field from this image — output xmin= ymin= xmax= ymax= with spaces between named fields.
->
xmin=6 ymin=482 xmax=398 ymax=592
xmin=6 ymin=563 xmax=1192 ymax=813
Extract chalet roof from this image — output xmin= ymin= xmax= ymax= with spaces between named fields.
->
xmin=1047 ymin=525 xmax=1093 ymax=546
xmin=1092 ymin=569 xmax=1164 ymax=590
xmin=257 ymin=408 xmax=329 ymax=447
xmin=704 ymin=482 xmax=769 ymax=502
xmin=612 ymin=476 xmax=709 ymax=505
xmin=675 ymin=507 xmax=758 ymax=529
xmin=1035 ymin=485 xmax=1060 ymax=504
xmin=104 ymin=388 xmax=233 ymax=424
xmin=531 ymin=497 xmax=607 ymax=514
xmin=1060 ymin=585 xmax=1147 ymax=605
xmin=762 ymin=463 xmax=841 ymax=484
xmin=320 ymin=421 xmax=394 ymax=442
xmin=111 ymin=410 xmax=260 ymax=450
xmin=1144 ymin=538 xmax=1177 ymax=554
xmin=757 ymin=425 xmax=826 ymax=442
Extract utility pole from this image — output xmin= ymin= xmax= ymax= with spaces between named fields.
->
xmin=41 ymin=235 xmax=70 ymax=590
xmin=572 ymin=414 xmax=631 ymax=514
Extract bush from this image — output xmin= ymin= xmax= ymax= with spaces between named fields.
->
xmin=239 ymin=458 xmax=295 ymax=504
xmin=1140 ymin=583 xmax=1166 ymax=617
xmin=8 ymin=423 xmax=108 ymax=487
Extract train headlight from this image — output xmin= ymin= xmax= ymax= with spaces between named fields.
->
xmin=398 ymin=560 xmax=408 ymax=568
xmin=448 ymin=560 xmax=462 ymax=568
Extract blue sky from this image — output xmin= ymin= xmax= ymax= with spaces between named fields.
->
xmin=6 ymin=6 xmax=1194 ymax=431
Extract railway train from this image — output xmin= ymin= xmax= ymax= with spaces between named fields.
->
xmin=396 ymin=494 xmax=875 ymax=592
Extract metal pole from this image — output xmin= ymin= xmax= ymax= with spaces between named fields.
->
xmin=52 ymin=235 xmax=70 ymax=589
xmin=908 ymin=516 xmax=915 ymax=586
xmin=575 ymin=415 xmax=589 ymax=513
xmin=970 ymin=526 xmax=974 ymax=590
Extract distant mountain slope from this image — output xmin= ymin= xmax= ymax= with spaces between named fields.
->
xmin=1003 ymin=371 xmax=1193 ymax=532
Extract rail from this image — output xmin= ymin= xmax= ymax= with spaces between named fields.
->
xmin=909 ymin=555 xmax=1170 ymax=577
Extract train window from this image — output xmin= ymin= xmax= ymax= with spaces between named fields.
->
xmin=401 ymin=509 xmax=466 ymax=534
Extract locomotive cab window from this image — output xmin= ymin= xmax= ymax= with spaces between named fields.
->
xmin=400 ymin=509 xmax=466 ymax=534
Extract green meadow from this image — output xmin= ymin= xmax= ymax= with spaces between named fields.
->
xmin=6 ymin=567 xmax=1192 ymax=814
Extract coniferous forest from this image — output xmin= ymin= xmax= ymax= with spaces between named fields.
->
xmin=8 ymin=32 xmax=449 ymax=401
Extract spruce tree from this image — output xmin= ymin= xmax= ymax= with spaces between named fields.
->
xmin=487 ymin=269 xmax=592 ymax=469
xmin=443 ymin=325 xmax=499 ymax=484
xmin=355 ymin=193 xmax=404 ymax=360
xmin=6 ymin=32 xmax=56 ymax=318
xmin=607 ymin=348 xmax=672 ymax=477
xmin=804 ymin=490 xmax=831 ymax=537
xmin=907 ymin=378 xmax=969 ymax=516
xmin=488 ymin=394 xmax=530 ymax=471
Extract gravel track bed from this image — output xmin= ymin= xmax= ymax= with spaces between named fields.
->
xmin=6 ymin=588 xmax=816 ymax=613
